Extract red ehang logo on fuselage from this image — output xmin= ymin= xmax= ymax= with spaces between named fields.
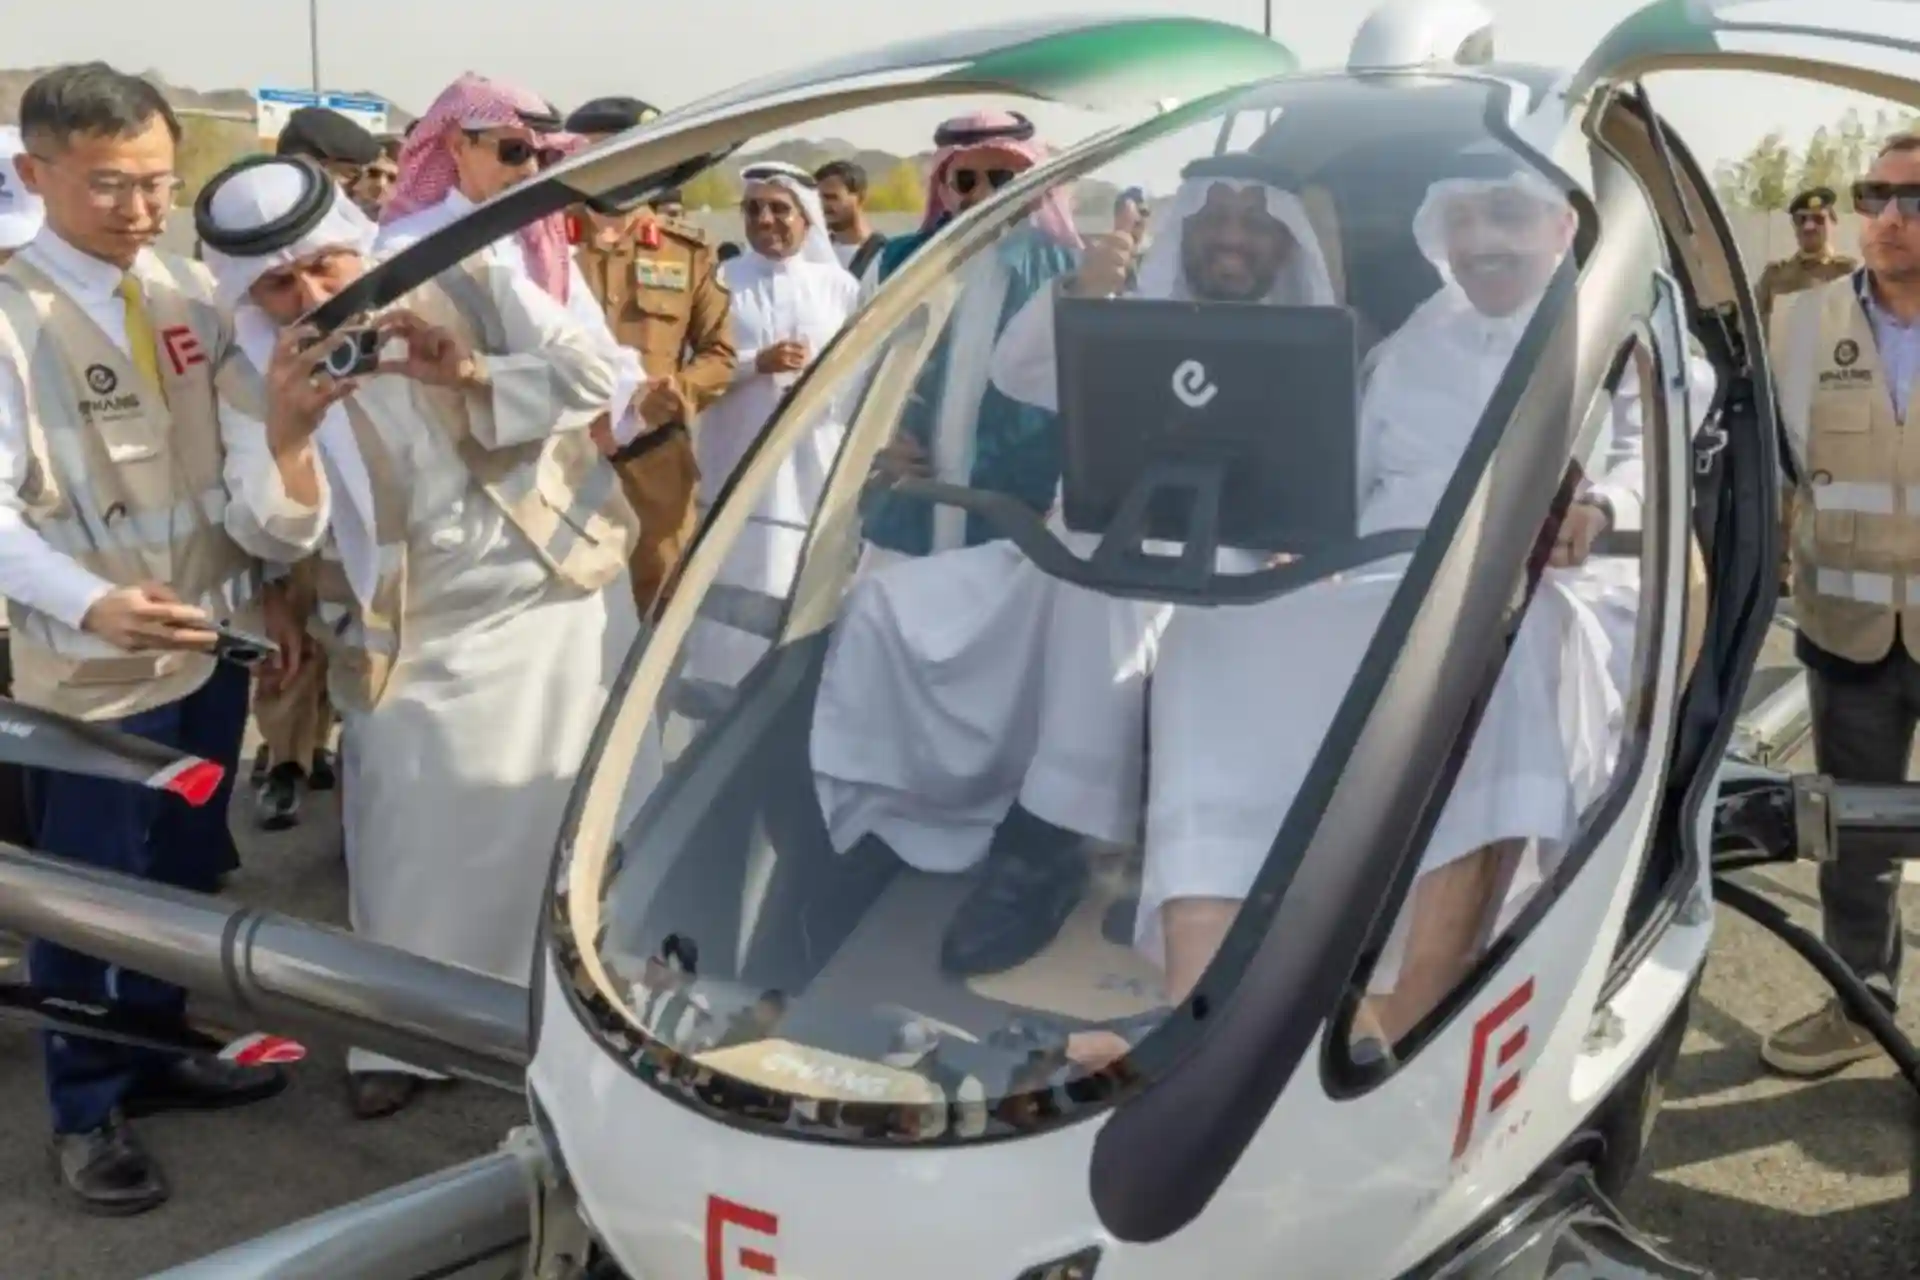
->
xmin=1453 ymin=976 xmax=1535 ymax=1159
xmin=707 ymin=1195 xmax=778 ymax=1280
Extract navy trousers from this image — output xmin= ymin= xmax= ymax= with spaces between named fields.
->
xmin=27 ymin=662 xmax=248 ymax=1134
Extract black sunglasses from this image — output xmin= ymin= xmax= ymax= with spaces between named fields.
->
xmin=1852 ymin=181 xmax=1920 ymax=219
xmin=466 ymin=132 xmax=564 ymax=168
xmin=950 ymin=167 xmax=1016 ymax=195
xmin=743 ymin=196 xmax=800 ymax=219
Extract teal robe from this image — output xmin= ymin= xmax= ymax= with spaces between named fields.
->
xmin=862 ymin=220 xmax=1078 ymax=556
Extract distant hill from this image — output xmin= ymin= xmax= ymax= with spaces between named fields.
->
xmin=0 ymin=70 xmax=1111 ymax=214
xmin=724 ymin=135 xmax=1119 ymax=215
xmin=0 ymin=68 xmax=409 ymax=127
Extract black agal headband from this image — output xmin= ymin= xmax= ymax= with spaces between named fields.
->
xmin=934 ymin=112 xmax=1035 ymax=149
xmin=194 ymin=155 xmax=337 ymax=257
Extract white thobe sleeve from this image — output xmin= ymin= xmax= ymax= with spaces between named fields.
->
xmin=465 ymin=267 xmax=620 ymax=451
xmin=0 ymin=355 xmax=115 ymax=629
xmin=562 ymin=259 xmax=647 ymax=447
xmin=218 ymin=396 xmax=333 ymax=564
xmin=985 ymin=283 xmax=1060 ymax=410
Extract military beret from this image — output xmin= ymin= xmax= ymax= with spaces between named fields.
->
xmin=565 ymin=96 xmax=661 ymax=136
xmin=276 ymin=107 xmax=381 ymax=166
xmin=1789 ymin=187 xmax=1838 ymax=215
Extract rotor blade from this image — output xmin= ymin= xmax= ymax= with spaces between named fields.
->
xmin=0 ymin=698 xmax=224 ymax=806
xmin=0 ymin=982 xmax=307 ymax=1065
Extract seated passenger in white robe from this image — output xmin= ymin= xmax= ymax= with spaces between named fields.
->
xmin=810 ymin=153 xmax=1337 ymax=977
xmin=683 ymin=163 xmax=858 ymax=688
xmin=1127 ymin=156 xmax=1631 ymax=1045
xmin=203 ymin=157 xmax=642 ymax=1119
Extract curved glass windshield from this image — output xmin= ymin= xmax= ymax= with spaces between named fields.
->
xmin=548 ymin=71 xmax=1598 ymax=1143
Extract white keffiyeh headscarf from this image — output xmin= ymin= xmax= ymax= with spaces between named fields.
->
xmin=739 ymin=161 xmax=843 ymax=270
xmin=990 ymin=155 xmax=1337 ymax=412
xmin=200 ymin=157 xmax=383 ymax=607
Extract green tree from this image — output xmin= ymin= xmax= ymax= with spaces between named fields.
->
xmin=680 ymin=166 xmax=739 ymax=213
xmin=1714 ymin=130 xmax=1794 ymax=210
xmin=864 ymin=161 xmax=925 ymax=214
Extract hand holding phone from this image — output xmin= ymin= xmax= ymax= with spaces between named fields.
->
xmin=207 ymin=619 xmax=281 ymax=669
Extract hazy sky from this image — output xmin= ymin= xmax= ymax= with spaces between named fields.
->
xmin=1 ymin=0 xmax=1903 ymax=167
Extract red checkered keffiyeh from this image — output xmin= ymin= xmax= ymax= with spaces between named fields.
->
xmin=384 ymin=72 xmax=581 ymax=301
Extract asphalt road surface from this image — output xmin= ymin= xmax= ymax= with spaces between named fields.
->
xmin=0 ymin=651 xmax=1912 ymax=1277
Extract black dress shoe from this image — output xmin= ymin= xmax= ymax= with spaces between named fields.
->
xmin=348 ymin=1070 xmax=430 ymax=1119
xmin=52 ymin=1114 xmax=167 ymax=1216
xmin=940 ymin=806 xmax=1089 ymax=978
xmin=308 ymin=747 xmax=337 ymax=791
xmin=255 ymin=762 xmax=303 ymax=831
xmin=123 ymin=1056 xmax=288 ymax=1118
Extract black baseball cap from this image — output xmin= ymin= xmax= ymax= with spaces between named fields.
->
xmin=276 ymin=106 xmax=381 ymax=166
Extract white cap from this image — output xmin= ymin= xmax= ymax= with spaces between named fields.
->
xmin=0 ymin=128 xmax=44 ymax=251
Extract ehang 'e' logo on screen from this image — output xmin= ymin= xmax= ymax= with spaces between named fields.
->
xmin=84 ymin=364 xmax=116 ymax=395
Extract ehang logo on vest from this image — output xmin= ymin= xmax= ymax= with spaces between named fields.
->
xmin=79 ymin=362 xmax=145 ymax=423
xmin=1820 ymin=338 xmax=1872 ymax=387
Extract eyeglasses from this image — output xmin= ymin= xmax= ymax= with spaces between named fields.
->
xmin=1443 ymin=186 xmax=1556 ymax=231
xmin=743 ymin=197 xmax=800 ymax=220
xmin=465 ymin=133 xmax=564 ymax=169
xmin=1852 ymin=181 xmax=1920 ymax=219
xmin=29 ymin=156 xmax=182 ymax=207
xmin=949 ymin=167 xmax=1016 ymax=195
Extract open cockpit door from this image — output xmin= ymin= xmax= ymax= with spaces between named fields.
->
xmin=1565 ymin=0 xmax=1920 ymax=977
xmin=308 ymin=16 xmax=1299 ymax=330
xmin=1569 ymin=0 xmax=1920 ymax=107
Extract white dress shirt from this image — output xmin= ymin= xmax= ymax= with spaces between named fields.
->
xmin=0 ymin=230 xmax=322 ymax=639
xmin=376 ymin=190 xmax=647 ymax=446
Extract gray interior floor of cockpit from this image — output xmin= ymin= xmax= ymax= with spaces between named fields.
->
xmin=800 ymin=858 xmax=1163 ymax=1036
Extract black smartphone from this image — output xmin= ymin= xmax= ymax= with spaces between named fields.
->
xmin=209 ymin=619 xmax=280 ymax=668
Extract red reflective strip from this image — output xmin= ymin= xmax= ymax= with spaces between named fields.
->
xmin=160 ymin=759 xmax=224 ymax=807
xmin=223 ymin=1033 xmax=307 ymax=1066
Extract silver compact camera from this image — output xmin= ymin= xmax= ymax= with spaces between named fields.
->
xmin=314 ymin=326 xmax=382 ymax=379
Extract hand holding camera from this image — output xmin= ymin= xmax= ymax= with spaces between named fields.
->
xmin=266 ymin=322 xmax=361 ymax=452
xmin=370 ymin=308 xmax=481 ymax=390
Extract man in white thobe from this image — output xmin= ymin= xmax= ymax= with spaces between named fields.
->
xmin=376 ymin=73 xmax=661 ymax=465
xmin=681 ymin=163 xmax=857 ymax=687
xmin=203 ymin=155 xmax=641 ymax=1119
xmin=1133 ymin=151 xmax=1714 ymax=1043
xmin=810 ymin=153 xmax=1338 ymax=978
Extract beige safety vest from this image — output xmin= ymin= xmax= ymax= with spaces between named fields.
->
xmin=1774 ymin=273 xmax=1920 ymax=665
xmin=219 ymin=261 xmax=636 ymax=713
xmin=0 ymin=251 xmax=258 ymax=720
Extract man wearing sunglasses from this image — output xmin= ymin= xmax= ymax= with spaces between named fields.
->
xmin=1765 ymin=135 xmax=1920 ymax=1082
xmin=565 ymin=96 xmax=736 ymax=610
xmin=377 ymin=76 xmax=660 ymax=539
xmin=1755 ymin=185 xmax=1856 ymax=334
xmin=860 ymin=110 xmax=1082 ymax=563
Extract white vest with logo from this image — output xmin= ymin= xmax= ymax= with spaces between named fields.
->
xmin=0 ymin=251 xmax=258 ymax=720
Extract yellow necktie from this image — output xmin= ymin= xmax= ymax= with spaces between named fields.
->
xmin=117 ymin=274 xmax=166 ymax=405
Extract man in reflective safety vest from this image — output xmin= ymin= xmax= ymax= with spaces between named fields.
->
xmin=0 ymin=62 xmax=288 ymax=1215
xmin=1765 ymin=133 xmax=1920 ymax=1079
